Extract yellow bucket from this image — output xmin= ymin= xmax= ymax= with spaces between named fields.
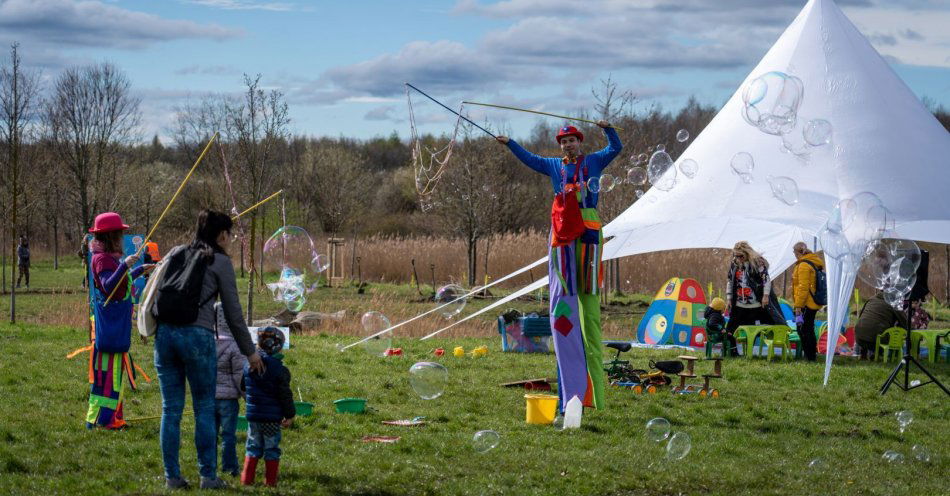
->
xmin=524 ymin=394 xmax=558 ymax=425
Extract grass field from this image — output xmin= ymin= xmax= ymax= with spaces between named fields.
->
xmin=0 ymin=259 xmax=948 ymax=495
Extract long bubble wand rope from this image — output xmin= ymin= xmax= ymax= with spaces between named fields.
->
xmin=462 ymin=101 xmax=624 ymax=131
xmin=102 ymin=132 xmax=218 ymax=305
xmin=405 ymin=83 xmax=496 ymax=139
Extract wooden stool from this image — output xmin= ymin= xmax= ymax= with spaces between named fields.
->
xmin=675 ymin=355 xmax=699 ymax=391
xmin=700 ymin=357 xmax=723 ymax=398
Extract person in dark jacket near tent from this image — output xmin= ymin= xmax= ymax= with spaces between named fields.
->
xmin=241 ymin=327 xmax=294 ymax=488
xmin=855 ymin=293 xmax=909 ymax=360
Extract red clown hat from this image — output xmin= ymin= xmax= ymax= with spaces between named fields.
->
xmin=555 ymin=125 xmax=584 ymax=144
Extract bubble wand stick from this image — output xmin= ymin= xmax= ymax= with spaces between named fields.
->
xmin=232 ymin=190 xmax=283 ymax=221
xmin=405 ymin=83 xmax=496 ymax=138
xmin=462 ymin=101 xmax=623 ymax=131
xmin=102 ymin=132 xmax=218 ymax=305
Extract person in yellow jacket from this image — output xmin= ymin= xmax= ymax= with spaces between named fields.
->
xmin=791 ymin=242 xmax=824 ymax=361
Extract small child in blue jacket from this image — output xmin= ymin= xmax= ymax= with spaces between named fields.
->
xmin=240 ymin=327 xmax=294 ymax=487
xmin=705 ymin=297 xmax=739 ymax=357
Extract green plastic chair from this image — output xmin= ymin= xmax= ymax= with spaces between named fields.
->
xmin=876 ymin=327 xmax=907 ymax=363
xmin=705 ymin=331 xmax=733 ymax=358
xmin=761 ymin=325 xmax=795 ymax=361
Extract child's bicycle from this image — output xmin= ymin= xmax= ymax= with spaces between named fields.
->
xmin=603 ymin=342 xmax=642 ymax=384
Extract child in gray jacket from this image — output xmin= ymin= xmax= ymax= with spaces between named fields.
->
xmin=214 ymin=302 xmax=248 ymax=477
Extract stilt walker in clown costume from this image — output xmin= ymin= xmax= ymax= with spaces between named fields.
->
xmin=496 ymin=121 xmax=622 ymax=412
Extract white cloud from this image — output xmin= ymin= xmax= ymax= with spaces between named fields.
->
xmin=183 ymin=0 xmax=298 ymax=11
xmin=0 ymin=0 xmax=242 ymax=53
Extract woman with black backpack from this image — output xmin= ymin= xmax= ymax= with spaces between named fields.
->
xmin=153 ymin=210 xmax=264 ymax=490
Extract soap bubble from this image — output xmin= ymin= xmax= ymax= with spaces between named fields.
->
xmin=600 ymin=173 xmax=618 ymax=193
xmin=361 ymin=311 xmax=393 ymax=357
xmin=781 ymin=118 xmax=812 ymax=160
xmin=335 ymin=343 xmax=345 ymax=353
xmin=828 ymin=199 xmax=857 ymax=232
xmin=645 ymin=418 xmax=671 ymax=442
xmin=911 ymin=445 xmax=931 ymax=463
xmin=473 ymin=430 xmax=500 ymax=453
xmin=587 ymin=176 xmax=601 ymax=193
xmin=730 ymin=152 xmax=754 ymax=175
xmin=627 ymin=168 xmax=647 ymax=186
xmin=648 ymin=151 xmax=677 ymax=192
xmin=767 ymin=176 xmax=799 ymax=206
xmin=264 ymin=226 xmax=316 ymax=272
xmin=435 ymin=284 xmax=467 ymax=319
xmin=678 ymin=159 xmax=699 ymax=179
xmin=266 ymin=267 xmax=308 ymax=312
xmin=311 ymin=253 xmax=330 ymax=273
xmin=804 ymin=119 xmax=833 ymax=146
xmin=635 ymin=189 xmax=644 ymax=199
xmin=739 ymin=173 xmax=754 ymax=184
xmin=741 ymin=71 xmax=804 ymax=135
xmin=818 ymin=228 xmax=851 ymax=260
xmin=408 ymin=362 xmax=448 ymax=400
xmin=808 ymin=458 xmax=825 ymax=470
xmin=865 ymin=205 xmax=896 ymax=240
xmin=637 ymin=153 xmax=648 ymax=164
xmin=882 ymin=450 xmax=905 ymax=463
xmin=665 ymin=432 xmax=692 ymax=460
xmin=655 ymin=144 xmax=666 ymax=152
xmin=676 ymin=129 xmax=690 ymax=142
xmin=896 ymin=410 xmax=913 ymax=433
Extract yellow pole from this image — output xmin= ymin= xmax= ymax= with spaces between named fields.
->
xmin=102 ymin=132 xmax=218 ymax=305
xmin=232 ymin=190 xmax=283 ymax=221
xmin=462 ymin=101 xmax=623 ymax=131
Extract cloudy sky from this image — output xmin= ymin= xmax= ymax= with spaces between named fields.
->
xmin=1 ymin=0 xmax=948 ymax=141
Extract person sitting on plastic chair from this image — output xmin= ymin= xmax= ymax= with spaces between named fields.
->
xmin=705 ymin=298 xmax=739 ymax=357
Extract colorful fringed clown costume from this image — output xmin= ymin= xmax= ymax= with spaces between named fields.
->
xmin=505 ymin=126 xmax=622 ymax=410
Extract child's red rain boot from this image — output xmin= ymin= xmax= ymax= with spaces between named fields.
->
xmin=264 ymin=460 xmax=280 ymax=487
xmin=241 ymin=456 xmax=259 ymax=486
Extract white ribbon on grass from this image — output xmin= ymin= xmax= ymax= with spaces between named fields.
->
xmin=340 ymin=257 xmax=548 ymax=350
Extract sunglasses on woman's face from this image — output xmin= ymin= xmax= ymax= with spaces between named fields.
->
xmin=734 ymin=253 xmax=745 ymax=259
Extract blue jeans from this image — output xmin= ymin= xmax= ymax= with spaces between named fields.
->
xmin=215 ymin=399 xmax=240 ymax=474
xmin=246 ymin=422 xmax=282 ymax=461
xmin=155 ymin=324 xmax=218 ymax=479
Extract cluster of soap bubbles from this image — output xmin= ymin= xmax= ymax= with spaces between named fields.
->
xmin=645 ymin=418 xmax=691 ymax=460
xmin=435 ymin=284 xmax=468 ymax=319
xmin=587 ymin=173 xmax=619 ymax=194
xmin=817 ymin=192 xmax=919 ymax=309
xmin=360 ymin=311 xmax=393 ymax=357
xmin=620 ymin=136 xmax=699 ymax=198
xmin=263 ymin=226 xmax=330 ymax=312
xmin=740 ymin=71 xmax=833 ymax=162
xmin=409 ymin=361 xmax=448 ymax=400
xmin=881 ymin=411 xmax=932 ymax=464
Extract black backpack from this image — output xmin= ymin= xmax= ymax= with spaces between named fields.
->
xmin=152 ymin=247 xmax=215 ymax=325
xmin=801 ymin=260 xmax=827 ymax=306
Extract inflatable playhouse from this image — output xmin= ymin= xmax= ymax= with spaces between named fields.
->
xmin=636 ymin=277 xmax=708 ymax=348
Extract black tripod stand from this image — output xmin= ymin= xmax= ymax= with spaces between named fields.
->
xmin=879 ymin=303 xmax=949 ymax=396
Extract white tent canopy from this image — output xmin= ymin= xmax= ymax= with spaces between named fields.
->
xmin=419 ymin=0 xmax=950 ymax=385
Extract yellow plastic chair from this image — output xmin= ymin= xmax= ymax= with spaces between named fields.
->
xmin=876 ymin=327 xmax=907 ymax=363
xmin=761 ymin=325 xmax=795 ymax=361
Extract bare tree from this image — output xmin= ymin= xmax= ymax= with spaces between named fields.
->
xmin=44 ymin=62 xmax=141 ymax=233
xmin=1 ymin=43 xmax=41 ymax=321
xmin=301 ymin=142 xmax=370 ymax=235
xmin=229 ymin=74 xmax=290 ymax=321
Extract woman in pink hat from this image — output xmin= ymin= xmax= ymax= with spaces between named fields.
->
xmin=86 ymin=212 xmax=154 ymax=429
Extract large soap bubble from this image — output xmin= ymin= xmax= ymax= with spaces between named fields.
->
xmin=882 ymin=450 xmax=905 ymax=463
xmin=266 ymin=267 xmax=308 ymax=312
xmin=741 ymin=72 xmax=804 ymax=135
xmin=361 ymin=311 xmax=393 ymax=357
xmin=409 ymin=362 xmax=448 ymax=400
xmin=730 ymin=152 xmax=754 ymax=175
xmin=828 ymin=199 xmax=857 ymax=232
xmin=804 ymin=119 xmax=833 ymax=146
xmin=645 ymin=418 xmax=671 ymax=442
xmin=665 ymin=432 xmax=692 ymax=460
xmin=767 ymin=176 xmax=799 ymax=206
xmin=648 ymin=151 xmax=677 ymax=191
xmin=911 ymin=445 xmax=931 ymax=463
xmin=435 ymin=284 xmax=467 ymax=319
xmin=264 ymin=226 xmax=316 ymax=272
xmin=599 ymin=173 xmax=618 ymax=193
xmin=676 ymin=129 xmax=690 ymax=142
xmin=473 ymin=430 xmax=500 ymax=453
xmin=678 ymin=159 xmax=699 ymax=179
xmin=627 ymin=168 xmax=647 ymax=185
xmin=819 ymin=228 xmax=851 ymax=260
